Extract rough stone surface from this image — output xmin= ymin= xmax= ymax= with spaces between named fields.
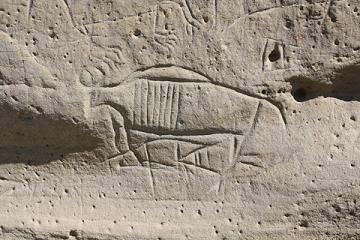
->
xmin=0 ymin=0 xmax=360 ymax=239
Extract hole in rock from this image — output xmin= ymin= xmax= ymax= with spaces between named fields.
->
xmin=134 ymin=29 xmax=141 ymax=36
xmin=203 ymin=16 xmax=209 ymax=23
xmin=293 ymin=88 xmax=307 ymax=102
xmin=69 ymin=230 xmax=78 ymax=237
xmin=299 ymin=220 xmax=309 ymax=227
xmin=268 ymin=44 xmax=281 ymax=62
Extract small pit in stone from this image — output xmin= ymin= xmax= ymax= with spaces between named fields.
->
xmin=293 ymin=88 xmax=307 ymax=102
xmin=268 ymin=44 xmax=281 ymax=62
xmin=299 ymin=220 xmax=309 ymax=228
xmin=203 ymin=15 xmax=209 ymax=23
xmin=69 ymin=230 xmax=78 ymax=237
xmin=134 ymin=29 xmax=141 ymax=37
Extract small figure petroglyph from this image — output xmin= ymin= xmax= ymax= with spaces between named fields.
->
xmin=154 ymin=1 xmax=202 ymax=55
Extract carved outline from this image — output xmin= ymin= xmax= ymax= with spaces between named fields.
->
xmin=92 ymin=65 xmax=286 ymax=199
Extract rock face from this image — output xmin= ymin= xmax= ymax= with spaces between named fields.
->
xmin=0 ymin=0 xmax=360 ymax=239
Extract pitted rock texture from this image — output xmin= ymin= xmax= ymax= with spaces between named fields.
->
xmin=0 ymin=0 xmax=360 ymax=239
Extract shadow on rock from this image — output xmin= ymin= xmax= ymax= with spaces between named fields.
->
xmin=0 ymin=104 xmax=100 ymax=165
xmin=288 ymin=64 xmax=360 ymax=102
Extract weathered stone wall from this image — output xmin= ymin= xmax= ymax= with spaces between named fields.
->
xmin=0 ymin=0 xmax=360 ymax=239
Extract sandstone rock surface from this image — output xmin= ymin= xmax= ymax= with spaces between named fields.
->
xmin=0 ymin=0 xmax=360 ymax=239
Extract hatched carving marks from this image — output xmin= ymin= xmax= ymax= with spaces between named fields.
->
xmin=94 ymin=79 xmax=259 ymax=135
xmin=129 ymin=132 xmax=239 ymax=172
xmin=86 ymin=66 xmax=285 ymax=198
xmin=133 ymin=80 xmax=181 ymax=129
xmin=130 ymin=132 xmax=246 ymax=195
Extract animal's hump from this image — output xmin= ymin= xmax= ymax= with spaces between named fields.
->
xmin=127 ymin=66 xmax=211 ymax=83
